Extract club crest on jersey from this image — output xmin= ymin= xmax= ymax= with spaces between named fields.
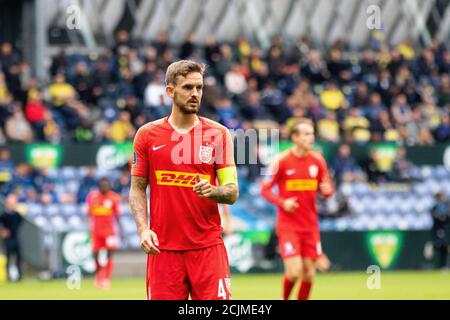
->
xmin=284 ymin=242 xmax=295 ymax=255
xmin=103 ymin=199 xmax=113 ymax=208
xmin=308 ymin=165 xmax=319 ymax=178
xmin=225 ymin=277 xmax=231 ymax=294
xmin=199 ymin=145 xmax=213 ymax=163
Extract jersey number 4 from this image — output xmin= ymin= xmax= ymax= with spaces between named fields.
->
xmin=218 ymin=278 xmax=231 ymax=300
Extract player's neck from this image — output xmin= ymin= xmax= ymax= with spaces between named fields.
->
xmin=168 ymin=108 xmax=200 ymax=133
xmin=291 ymin=145 xmax=309 ymax=158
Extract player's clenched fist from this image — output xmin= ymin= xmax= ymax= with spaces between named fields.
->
xmin=319 ymin=180 xmax=333 ymax=197
xmin=140 ymin=229 xmax=160 ymax=255
xmin=282 ymin=196 xmax=299 ymax=213
xmin=193 ymin=174 xmax=213 ymax=198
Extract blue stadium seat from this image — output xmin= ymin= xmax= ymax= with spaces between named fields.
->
xmin=348 ymin=197 xmax=364 ymax=215
xmin=351 ymin=215 xmax=370 ymax=231
xmin=120 ymin=203 xmax=131 ymax=216
xmin=68 ymin=216 xmax=84 ymax=229
xmin=50 ymin=215 xmax=68 ymax=231
xmin=410 ymin=166 xmax=422 ymax=180
xmin=62 ymin=203 xmax=79 ymax=216
xmin=128 ymin=234 xmax=141 ymax=249
xmin=27 ymin=203 xmax=44 ymax=217
xmin=77 ymin=167 xmax=88 ymax=177
xmin=78 ymin=204 xmax=88 ymax=216
xmin=335 ymin=217 xmax=351 ymax=231
xmin=44 ymin=204 xmax=61 ymax=216
xmin=319 ymin=219 xmax=336 ymax=231
xmin=247 ymin=182 xmax=261 ymax=197
xmin=65 ymin=180 xmax=80 ymax=194
xmin=420 ymin=166 xmax=433 ymax=179
xmin=352 ymin=182 xmax=370 ymax=197
xmin=33 ymin=216 xmax=50 ymax=230
xmin=61 ymin=166 xmax=78 ymax=181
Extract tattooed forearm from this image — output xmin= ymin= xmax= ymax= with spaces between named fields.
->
xmin=129 ymin=176 xmax=149 ymax=235
xmin=209 ymin=184 xmax=239 ymax=205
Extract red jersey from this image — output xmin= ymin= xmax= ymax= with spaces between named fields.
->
xmin=86 ymin=190 xmax=121 ymax=236
xmin=260 ymin=150 xmax=333 ymax=233
xmin=131 ymin=116 xmax=235 ymax=251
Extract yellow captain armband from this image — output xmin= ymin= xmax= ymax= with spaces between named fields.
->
xmin=217 ymin=166 xmax=238 ymax=186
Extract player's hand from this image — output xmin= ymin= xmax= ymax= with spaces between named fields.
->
xmin=319 ymin=181 xmax=333 ymax=197
xmin=315 ymin=253 xmax=331 ymax=272
xmin=193 ymin=174 xmax=213 ymax=198
xmin=139 ymin=229 xmax=160 ymax=255
xmin=223 ymin=221 xmax=233 ymax=237
xmin=0 ymin=228 xmax=11 ymax=239
xmin=282 ymin=197 xmax=299 ymax=213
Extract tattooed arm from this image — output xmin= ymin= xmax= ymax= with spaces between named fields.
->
xmin=193 ymin=175 xmax=239 ymax=205
xmin=208 ymin=184 xmax=239 ymax=204
xmin=129 ymin=175 xmax=159 ymax=254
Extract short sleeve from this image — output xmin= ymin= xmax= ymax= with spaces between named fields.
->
xmin=317 ymin=155 xmax=330 ymax=184
xmin=216 ymin=129 xmax=235 ymax=170
xmin=85 ymin=192 xmax=93 ymax=216
xmin=131 ymin=127 xmax=149 ymax=177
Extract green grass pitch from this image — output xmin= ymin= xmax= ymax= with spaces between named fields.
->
xmin=0 ymin=271 xmax=449 ymax=300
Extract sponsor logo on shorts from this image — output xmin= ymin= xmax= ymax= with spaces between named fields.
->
xmin=225 ymin=277 xmax=231 ymax=295
xmin=106 ymin=235 xmax=119 ymax=249
xmin=317 ymin=242 xmax=323 ymax=255
xmin=284 ymin=241 xmax=295 ymax=256
xmin=155 ymin=170 xmax=211 ymax=187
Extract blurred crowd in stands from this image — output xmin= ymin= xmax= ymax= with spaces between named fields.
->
xmin=0 ymin=148 xmax=130 ymax=205
xmin=0 ymin=31 xmax=449 ymax=146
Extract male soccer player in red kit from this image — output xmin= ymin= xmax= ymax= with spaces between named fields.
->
xmin=86 ymin=177 xmax=122 ymax=289
xmin=129 ymin=60 xmax=238 ymax=300
xmin=261 ymin=118 xmax=334 ymax=300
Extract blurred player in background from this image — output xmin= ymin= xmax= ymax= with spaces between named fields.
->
xmin=430 ymin=192 xmax=450 ymax=269
xmin=0 ymin=193 xmax=23 ymax=282
xmin=130 ymin=60 xmax=238 ymax=300
xmin=261 ymin=118 xmax=334 ymax=300
xmin=86 ymin=177 xmax=122 ymax=289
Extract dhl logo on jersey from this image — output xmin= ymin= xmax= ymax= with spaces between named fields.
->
xmin=286 ymin=179 xmax=318 ymax=191
xmin=91 ymin=206 xmax=113 ymax=216
xmin=155 ymin=170 xmax=211 ymax=187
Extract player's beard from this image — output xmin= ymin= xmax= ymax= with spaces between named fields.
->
xmin=174 ymin=92 xmax=200 ymax=114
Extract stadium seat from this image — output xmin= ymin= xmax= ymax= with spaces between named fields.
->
xmin=33 ymin=216 xmax=49 ymax=230
xmin=65 ymin=180 xmax=81 ymax=194
xmin=68 ymin=216 xmax=85 ymax=229
xmin=128 ymin=234 xmax=141 ymax=250
xmin=120 ymin=203 xmax=131 ymax=216
xmin=335 ymin=217 xmax=351 ymax=231
xmin=62 ymin=203 xmax=79 ymax=216
xmin=27 ymin=203 xmax=44 ymax=217
xmin=420 ymin=166 xmax=433 ymax=179
xmin=61 ymin=166 xmax=78 ymax=181
xmin=44 ymin=204 xmax=61 ymax=216
xmin=432 ymin=165 xmax=448 ymax=179
xmin=50 ymin=216 xmax=68 ymax=231
xmin=339 ymin=182 xmax=353 ymax=197
xmin=78 ymin=204 xmax=88 ymax=216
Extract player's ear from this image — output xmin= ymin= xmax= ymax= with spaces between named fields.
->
xmin=166 ymin=85 xmax=174 ymax=98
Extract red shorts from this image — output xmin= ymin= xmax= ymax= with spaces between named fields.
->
xmin=91 ymin=233 xmax=119 ymax=252
xmin=146 ymin=243 xmax=231 ymax=300
xmin=277 ymin=229 xmax=322 ymax=260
